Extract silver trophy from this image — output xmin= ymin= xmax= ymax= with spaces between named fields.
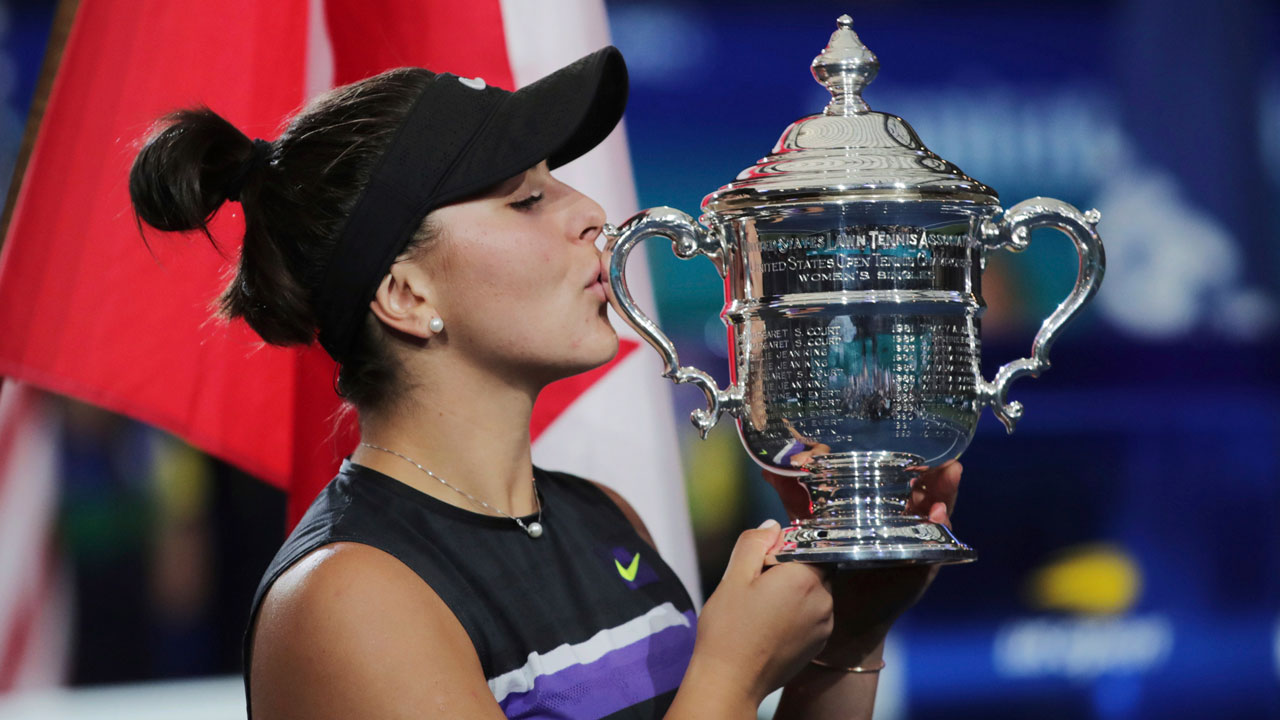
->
xmin=604 ymin=15 xmax=1104 ymax=567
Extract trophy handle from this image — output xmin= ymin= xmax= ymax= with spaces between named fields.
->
xmin=603 ymin=207 xmax=743 ymax=438
xmin=977 ymin=197 xmax=1106 ymax=432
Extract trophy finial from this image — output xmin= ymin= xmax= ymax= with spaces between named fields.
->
xmin=811 ymin=14 xmax=879 ymax=115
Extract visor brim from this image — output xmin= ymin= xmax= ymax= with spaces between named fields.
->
xmin=442 ymin=46 xmax=628 ymax=203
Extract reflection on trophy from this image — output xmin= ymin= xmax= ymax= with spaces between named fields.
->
xmin=604 ymin=15 xmax=1105 ymax=567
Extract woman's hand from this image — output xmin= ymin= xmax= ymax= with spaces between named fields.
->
xmin=762 ymin=460 xmax=962 ymax=666
xmin=674 ymin=521 xmax=835 ymax=715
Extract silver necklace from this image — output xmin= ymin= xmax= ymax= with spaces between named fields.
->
xmin=359 ymin=442 xmax=544 ymax=538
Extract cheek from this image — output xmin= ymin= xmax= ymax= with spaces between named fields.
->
xmin=440 ymin=242 xmax=569 ymax=342
xmin=428 ymin=217 xmax=612 ymax=370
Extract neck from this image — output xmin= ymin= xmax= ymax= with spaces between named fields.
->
xmin=351 ymin=356 xmax=539 ymax=517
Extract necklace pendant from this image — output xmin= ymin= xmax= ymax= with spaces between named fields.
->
xmin=525 ymin=521 xmax=544 ymax=538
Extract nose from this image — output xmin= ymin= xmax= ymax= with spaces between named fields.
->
xmin=568 ymin=185 xmax=607 ymax=246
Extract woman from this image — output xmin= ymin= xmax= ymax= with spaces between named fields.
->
xmin=129 ymin=46 xmax=959 ymax=719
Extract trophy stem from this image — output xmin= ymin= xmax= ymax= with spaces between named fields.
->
xmin=804 ymin=451 xmax=917 ymax=523
xmin=771 ymin=451 xmax=978 ymax=568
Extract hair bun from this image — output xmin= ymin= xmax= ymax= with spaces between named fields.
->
xmin=128 ymin=107 xmax=259 ymax=236
xmin=128 ymin=67 xmax=443 ymax=412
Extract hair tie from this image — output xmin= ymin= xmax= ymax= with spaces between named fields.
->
xmin=226 ymin=138 xmax=273 ymax=203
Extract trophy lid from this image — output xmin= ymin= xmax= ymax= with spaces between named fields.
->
xmin=702 ymin=15 xmax=998 ymax=214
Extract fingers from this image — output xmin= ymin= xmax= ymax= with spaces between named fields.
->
xmin=818 ymin=565 xmax=833 ymax=594
xmin=933 ymin=460 xmax=961 ymax=518
xmin=758 ymin=561 xmax=831 ymax=602
xmin=910 ymin=460 xmax=962 ymax=521
xmin=927 ymin=501 xmax=951 ymax=529
xmin=766 ymin=526 xmax=789 ymax=556
xmin=723 ymin=520 xmax=783 ymax=585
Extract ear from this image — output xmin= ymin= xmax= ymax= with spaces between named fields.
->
xmin=368 ymin=261 xmax=440 ymax=340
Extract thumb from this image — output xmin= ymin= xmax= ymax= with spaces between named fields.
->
xmin=722 ymin=519 xmax=781 ymax=585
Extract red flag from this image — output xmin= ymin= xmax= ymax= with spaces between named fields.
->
xmin=0 ymin=0 xmax=313 ymax=506
xmin=0 ymin=0 xmax=668 ymax=538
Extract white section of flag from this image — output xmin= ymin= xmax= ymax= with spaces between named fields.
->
xmin=500 ymin=0 xmax=700 ymax=602
xmin=0 ymin=382 xmax=70 ymax=691
xmin=305 ymin=0 xmax=335 ymax=100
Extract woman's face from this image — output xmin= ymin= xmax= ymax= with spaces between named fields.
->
xmin=422 ymin=161 xmax=617 ymax=384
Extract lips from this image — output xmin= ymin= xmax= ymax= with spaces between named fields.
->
xmin=585 ymin=262 xmax=607 ymax=302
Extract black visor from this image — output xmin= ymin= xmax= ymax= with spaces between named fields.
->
xmin=315 ymin=46 xmax=628 ymax=364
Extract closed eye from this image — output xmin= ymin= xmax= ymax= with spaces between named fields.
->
xmin=509 ymin=191 xmax=544 ymax=211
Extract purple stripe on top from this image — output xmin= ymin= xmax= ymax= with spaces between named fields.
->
xmin=499 ymin=610 xmax=698 ymax=719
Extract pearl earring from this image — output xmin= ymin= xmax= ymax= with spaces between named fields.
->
xmin=428 ymin=317 xmax=445 ymax=333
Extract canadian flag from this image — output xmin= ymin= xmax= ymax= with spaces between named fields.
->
xmin=0 ymin=3 xmax=701 ymax=688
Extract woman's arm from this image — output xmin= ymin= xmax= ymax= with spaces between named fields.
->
xmin=771 ymin=461 xmax=963 ymax=720
xmin=249 ymin=542 xmax=509 ymax=719
xmin=250 ymin=524 xmax=832 ymax=720
xmin=773 ymin=656 xmax=884 ymax=719
xmin=771 ymin=566 xmax=928 ymax=720
xmin=668 ymin=522 xmax=835 ymax=719
xmin=590 ymin=480 xmax=843 ymax=719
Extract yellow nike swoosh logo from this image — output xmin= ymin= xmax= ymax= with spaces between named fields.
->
xmin=615 ymin=553 xmax=640 ymax=582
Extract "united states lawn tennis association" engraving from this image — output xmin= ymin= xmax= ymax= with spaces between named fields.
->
xmin=750 ymin=226 xmax=972 ymax=283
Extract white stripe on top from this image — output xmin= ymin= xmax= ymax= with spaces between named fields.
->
xmin=486 ymin=601 xmax=693 ymax=703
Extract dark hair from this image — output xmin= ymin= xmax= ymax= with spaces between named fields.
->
xmin=128 ymin=68 xmax=439 ymax=415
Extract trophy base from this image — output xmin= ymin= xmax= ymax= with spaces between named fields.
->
xmin=769 ymin=516 xmax=977 ymax=568
xmin=766 ymin=451 xmax=978 ymax=568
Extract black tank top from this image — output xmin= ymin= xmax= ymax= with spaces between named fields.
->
xmin=242 ymin=459 xmax=698 ymax=719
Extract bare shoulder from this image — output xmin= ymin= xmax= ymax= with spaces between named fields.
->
xmin=587 ymin=480 xmax=657 ymax=549
xmin=249 ymin=542 xmax=505 ymax=720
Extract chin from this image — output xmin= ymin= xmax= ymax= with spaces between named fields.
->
xmin=556 ymin=325 xmax=619 ymax=379
xmin=522 ymin=308 xmax=619 ymax=384
xmin=580 ymin=325 xmax=621 ymax=370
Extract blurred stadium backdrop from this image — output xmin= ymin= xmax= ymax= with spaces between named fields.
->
xmin=0 ymin=0 xmax=1276 ymax=719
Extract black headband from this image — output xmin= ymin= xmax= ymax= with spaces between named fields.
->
xmin=315 ymin=74 xmax=504 ymax=362
xmin=312 ymin=47 xmax=627 ymax=364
